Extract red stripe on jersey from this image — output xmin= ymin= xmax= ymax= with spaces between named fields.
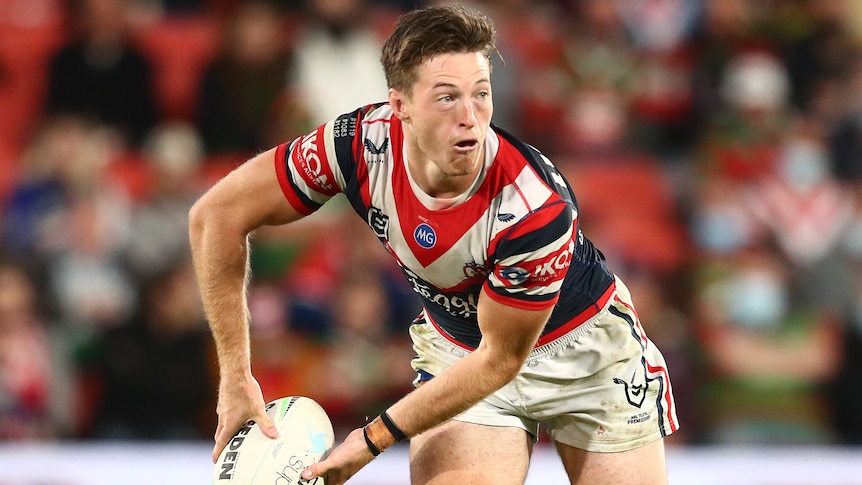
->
xmin=292 ymin=126 xmax=340 ymax=197
xmin=534 ymin=281 xmax=615 ymax=346
xmin=274 ymin=142 xmax=315 ymax=215
xmin=507 ymin=202 xmax=567 ymax=240
xmin=482 ymin=280 xmax=561 ymax=311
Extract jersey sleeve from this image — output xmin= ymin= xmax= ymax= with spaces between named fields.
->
xmin=274 ymin=108 xmax=364 ymax=215
xmin=484 ymin=200 xmax=576 ymax=310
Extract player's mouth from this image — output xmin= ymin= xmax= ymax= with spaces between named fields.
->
xmin=454 ymin=139 xmax=479 ymax=153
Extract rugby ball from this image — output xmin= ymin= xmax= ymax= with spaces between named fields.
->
xmin=212 ymin=396 xmax=334 ymax=485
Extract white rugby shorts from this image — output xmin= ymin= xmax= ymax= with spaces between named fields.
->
xmin=409 ymin=276 xmax=679 ymax=452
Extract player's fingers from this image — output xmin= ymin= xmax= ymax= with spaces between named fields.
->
xmin=212 ymin=419 xmax=234 ymax=463
xmin=254 ymin=410 xmax=279 ymax=439
xmin=301 ymin=463 xmax=325 ymax=482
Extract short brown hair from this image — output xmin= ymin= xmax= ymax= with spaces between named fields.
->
xmin=380 ymin=4 xmax=497 ymax=96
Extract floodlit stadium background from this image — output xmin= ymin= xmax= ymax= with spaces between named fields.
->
xmin=1 ymin=0 xmax=861 ymax=482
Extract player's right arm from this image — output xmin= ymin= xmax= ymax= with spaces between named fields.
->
xmin=188 ymin=147 xmax=306 ymax=462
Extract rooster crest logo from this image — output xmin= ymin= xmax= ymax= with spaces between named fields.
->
xmin=613 ymin=372 xmax=649 ymax=408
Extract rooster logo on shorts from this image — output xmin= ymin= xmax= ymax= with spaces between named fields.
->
xmin=613 ymin=373 xmax=648 ymax=408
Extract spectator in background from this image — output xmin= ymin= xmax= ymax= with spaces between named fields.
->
xmin=292 ymin=0 xmax=390 ymax=125
xmin=45 ymin=0 xmax=157 ymax=147
xmin=693 ymin=50 xmax=793 ymax=187
xmin=691 ymin=247 xmax=843 ymax=444
xmin=47 ymin=188 xmax=136 ymax=343
xmin=828 ymin=59 xmax=862 ymax=183
xmin=830 ymin=257 xmax=862 ymax=445
xmin=123 ymin=121 xmax=205 ymax=280
xmin=303 ymin=269 xmax=416 ymax=438
xmin=2 ymin=115 xmax=127 ymax=267
xmin=90 ymin=258 xmax=215 ymax=440
xmin=30 ymin=118 xmax=135 ymax=332
xmin=0 ymin=260 xmax=61 ymax=439
xmin=197 ymin=0 xmax=300 ymax=155
xmin=0 ymin=116 xmax=139 ymax=425
xmin=745 ymin=120 xmax=854 ymax=268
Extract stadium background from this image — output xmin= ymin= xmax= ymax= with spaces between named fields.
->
xmin=1 ymin=0 xmax=862 ymax=482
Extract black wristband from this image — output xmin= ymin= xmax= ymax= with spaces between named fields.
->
xmin=363 ymin=426 xmax=381 ymax=456
xmin=381 ymin=411 xmax=408 ymax=442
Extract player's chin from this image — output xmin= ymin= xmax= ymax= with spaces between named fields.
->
xmin=445 ymin=155 xmax=479 ymax=175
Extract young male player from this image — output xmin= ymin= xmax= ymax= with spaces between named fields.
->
xmin=189 ymin=5 xmax=678 ymax=484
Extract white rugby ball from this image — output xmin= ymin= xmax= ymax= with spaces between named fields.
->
xmin=212 ymin=396 xmax=334 ymax=485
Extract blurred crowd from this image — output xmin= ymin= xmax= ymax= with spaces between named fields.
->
xmin=1 ymin=0 xmax=862 ymax=447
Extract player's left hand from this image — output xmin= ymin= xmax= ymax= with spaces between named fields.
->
xmin=301 ymin=427 xmax=376 ymax=485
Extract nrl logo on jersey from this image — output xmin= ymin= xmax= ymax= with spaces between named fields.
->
xmin=364 ymin=138 xmax=389 ymax=163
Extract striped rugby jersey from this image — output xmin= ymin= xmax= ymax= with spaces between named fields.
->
xmin=274 ymin=103 xmax=614 ymax=349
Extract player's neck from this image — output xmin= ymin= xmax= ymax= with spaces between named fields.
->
xmin=404 ymin=146 xmax=484 ymax=200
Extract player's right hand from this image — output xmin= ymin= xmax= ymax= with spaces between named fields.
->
xmin=212 ymin=374 xmax=279 ymax=463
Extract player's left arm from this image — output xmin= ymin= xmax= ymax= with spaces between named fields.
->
xmin=301 ymin=289 xmax=553 ymax=484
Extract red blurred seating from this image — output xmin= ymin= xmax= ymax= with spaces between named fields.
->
xmin=132 ymin=16 xmax=220 ymax=122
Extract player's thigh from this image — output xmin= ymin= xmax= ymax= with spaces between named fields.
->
xmin=409 ymin=420 xmax=533 ymax=485
xmin=555 ymin=438 xmax=667 ymax=485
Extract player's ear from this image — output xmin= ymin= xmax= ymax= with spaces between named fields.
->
xmin=389 ymin=88 xmax=410 ymax=122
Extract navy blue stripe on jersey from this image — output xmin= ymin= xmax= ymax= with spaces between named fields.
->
xmin=334 ymin=109 xmax=367 ymax=218
xmin=421 ymin=286 xmax=483 ymax=348
xmin=332 ymin=109 xmax=361 ymax=180
xmin=493 ymin=201 xmax=572 ymax=261
xmin=495 ymin=124 xmax=612 ymax=294
xmin=550 ymin=260 xmax=614 ymax=326
xmin=334 ymin=103 xmax=389 ymax=221
xmin=492 ymin=124 xmax=576 ymax=205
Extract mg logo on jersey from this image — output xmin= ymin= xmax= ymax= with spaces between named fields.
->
xmin=414 ymin=223 xmax=436 ymax=249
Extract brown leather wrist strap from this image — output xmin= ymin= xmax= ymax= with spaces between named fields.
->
xmin=362 ymin=426 xmax=381 ymax=456
xmin=363 ymin=415 xmax=397 ymax=455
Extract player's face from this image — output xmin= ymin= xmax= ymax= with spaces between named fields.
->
xmin=390 ymin=51 xmax=493 ymax=196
